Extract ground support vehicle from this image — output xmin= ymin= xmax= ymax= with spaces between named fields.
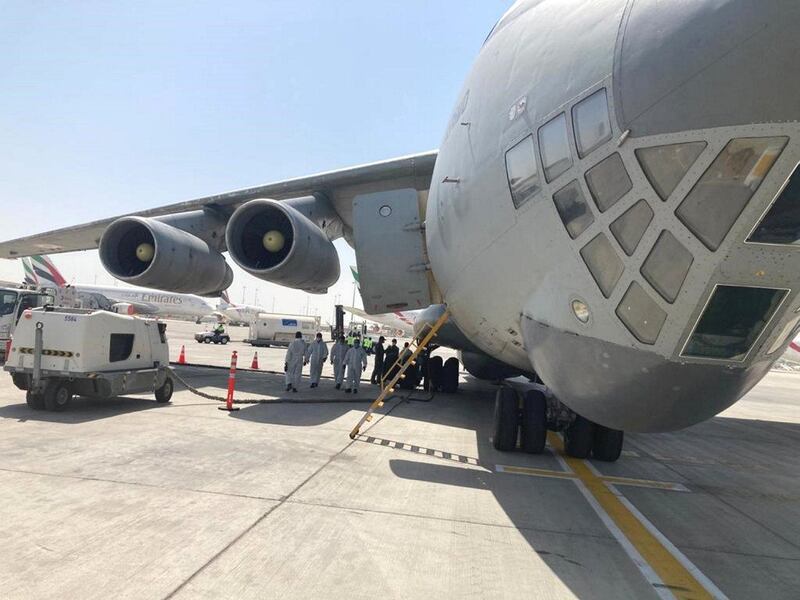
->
xmin=4 ymin=307 xmax=173 ymax=411
xmin=194 ymin=330 xmax=230 ymax=344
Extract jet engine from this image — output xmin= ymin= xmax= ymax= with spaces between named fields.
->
xmin=225 ymin=198 xmax=340 ymax=293
xmin=99 ymin=216 xmax=233 ymax=296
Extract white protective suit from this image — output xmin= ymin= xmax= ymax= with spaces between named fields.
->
xmin=330 ymin=341 xmax=348 ymax=386
xmin=343 ymin=344 xmax=368 ymax=391
xmin=284 ymin=337 xmax=307 ymax=390
xmin=305 ymin=338 xmax=329 ymax=385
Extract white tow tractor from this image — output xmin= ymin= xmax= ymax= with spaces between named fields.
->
xmin=4 ymin=307 xmax=174 ymax=411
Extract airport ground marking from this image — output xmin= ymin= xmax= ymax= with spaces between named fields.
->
xmin=495 ymin=463 xmax=690 ymax=492
xmin=547 ymin=432 xmax=724 ymax=600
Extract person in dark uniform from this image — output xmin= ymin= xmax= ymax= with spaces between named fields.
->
xmin=370 ymin=336 xmax=385 ymax=385
xmin=383 ymin=338 xmax=399 ymax=383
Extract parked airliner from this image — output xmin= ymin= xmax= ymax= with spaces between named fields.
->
xmin=22 ymin=255 xmax=216 ymax=321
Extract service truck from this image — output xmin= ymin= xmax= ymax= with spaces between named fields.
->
xmin=247 ymin=314 xmax=320 ymax=347
xmin=5 ymin=307 xmax=173 ymax=411
xmin=0 ymin=286 xmax=52 ymax=362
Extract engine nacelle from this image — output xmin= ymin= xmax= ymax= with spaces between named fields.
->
xmin=99 ymin=216 xmax=233 ymax=296
xmin=225 ymin=198 xmax=340 ymax=293
xmin=111 ymin=303 xmax=136 ymax=316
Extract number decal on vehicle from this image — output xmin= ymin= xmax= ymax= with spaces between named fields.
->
xmin=64 ymin=316 xmax=77 ymax=322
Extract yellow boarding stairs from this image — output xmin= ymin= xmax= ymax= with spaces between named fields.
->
xmin=349 ymin=308 xmax=450 ymax=439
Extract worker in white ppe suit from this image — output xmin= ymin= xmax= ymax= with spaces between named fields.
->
xmin=330 ymin=335 xmax=348 ymax=390
xmin=305 ymin=332 xmax=329 ymax=388
xmin=343 ymin=338 xmax=368 ymax=394
xmin=284 ymin=331 xmax=308 ymax=392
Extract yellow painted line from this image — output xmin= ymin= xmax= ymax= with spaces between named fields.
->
xmin=547 ymin=432 xmax=713 ymax=600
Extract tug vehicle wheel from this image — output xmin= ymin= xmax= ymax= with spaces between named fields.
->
xmin=44 ymin=380 xmax=73 ymax=412
xmin=155 ymin=377 xmax=174 ymax=403
xmin=26 ymin=390 xmax=45 ymax=410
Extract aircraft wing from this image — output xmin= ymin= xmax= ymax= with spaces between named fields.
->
xmin=0 ymin=150 xmax=437 ymax=258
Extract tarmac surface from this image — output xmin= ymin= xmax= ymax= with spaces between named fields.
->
xmin=0 ymin=319 xmax=798 ymax=599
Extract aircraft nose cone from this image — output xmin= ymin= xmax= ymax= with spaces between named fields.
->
xmin=616 ymin=0 xmax=800 ymax=136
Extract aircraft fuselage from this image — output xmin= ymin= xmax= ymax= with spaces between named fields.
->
xmin=427 ymin=0 xmax=800 ymax=432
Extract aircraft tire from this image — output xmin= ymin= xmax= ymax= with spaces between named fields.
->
xmin=564 ymin=415 xmax=594 ymax=459
xmin=441 ymin=357 xmax=459 ymax=393
xmin=155 ymin=377 xmax=174 ymax=403
xmin=592 ymin=426 xmax=623 ymax=462
xmin=44 ymin=380 xmax=72 ymax=412
xmin=492 ymin=387 xmax=519 ymax=451
xmin=520 ymin=390 xmax=547 ymax=454
xmin=428 ymin=356 xmax=443 ymax=392
xmin=26 ymin=390 xmax=45 ymax=410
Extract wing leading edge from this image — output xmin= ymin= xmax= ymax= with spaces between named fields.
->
xmin=0 ymin=150 xmax=438 ymax=259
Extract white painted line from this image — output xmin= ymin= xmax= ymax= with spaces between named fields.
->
xmin=612 ymin=487 xmax=729 ymax=600
xmin=572 ymin=479 xmax=673 ymax=600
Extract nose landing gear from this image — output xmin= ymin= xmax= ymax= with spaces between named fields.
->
xmin=491 ymin=386 xmax=624 ymax=462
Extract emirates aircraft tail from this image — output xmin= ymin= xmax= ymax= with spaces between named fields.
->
xmin=21 ymin=258 xmax=38 ymax=285
xmin=23 ymin=255 xmax=68 ymax=289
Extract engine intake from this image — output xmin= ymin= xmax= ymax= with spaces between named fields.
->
xmin=99 ymin=216 xmax=233 ymax=296
xmin=226 ymin=199 xmax=340 ymax=293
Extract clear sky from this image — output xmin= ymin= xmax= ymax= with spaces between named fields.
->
xmin=0 ymin=1 xmax=511 ymax=319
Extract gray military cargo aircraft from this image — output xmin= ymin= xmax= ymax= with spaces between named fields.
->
xmin=3 ymin=0 xmax=800 ymax=462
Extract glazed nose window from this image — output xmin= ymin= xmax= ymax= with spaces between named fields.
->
xmin=748 ymin=162 xmax=800 ymax=246
xmin=683 ymin=285 xmax=787 ymax=361
xmin=676 ymin=137 xmax=788 ymax=251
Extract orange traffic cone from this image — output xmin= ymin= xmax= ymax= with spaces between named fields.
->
xmin=250 ymin=352 xmax=259 ymax=370
xmin=178 ymin=345 xmax=186 ymax=365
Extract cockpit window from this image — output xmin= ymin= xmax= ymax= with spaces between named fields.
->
xmin=572 ymin=89 xmax=613 ymax=158
xmin=748 ymin=162 xmax=800 ymax=246
xmin=505 ymin=135 xmax=540 ymax=208
xmin=683 ymin=285 xmax=787 ymax=361
xmin=539 ymin=113 xmax=573 ymax=182
xmin=0 ymin=291 xmax=17 ymax=316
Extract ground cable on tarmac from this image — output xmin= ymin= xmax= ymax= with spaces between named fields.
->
xmin=168 ymin=366 xmax=434 ymax=405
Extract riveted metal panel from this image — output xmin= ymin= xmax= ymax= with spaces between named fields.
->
xmin=353 ymin=189 xmax=431 ymax=314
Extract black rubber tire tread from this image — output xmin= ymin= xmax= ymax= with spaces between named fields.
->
xmin=441 ymin=357 xmax=460 ymax=393
xmin=427 ymin=356 xmax=443 ymax=392
xmin=44 ymin=380 xmax=72 ymax=412
xmin=12 ymin=373 xmax=30 ymax=391
xmin=592 ymin=426 xmax=624 ymax=462
xmin=492 ymin=387 xmax=519 ymax=451
xmin=155 ymin=377 xmax=174 ymax=403
xmin=564 ymin=415 xmax=594 ymax=459
xmin=520 ymin=390 xmax=547 ymax=454
xmin=26 ymin=390 xmax=45 ymax=410
xmin=221 ymin=337 xmax=229 ymax=345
